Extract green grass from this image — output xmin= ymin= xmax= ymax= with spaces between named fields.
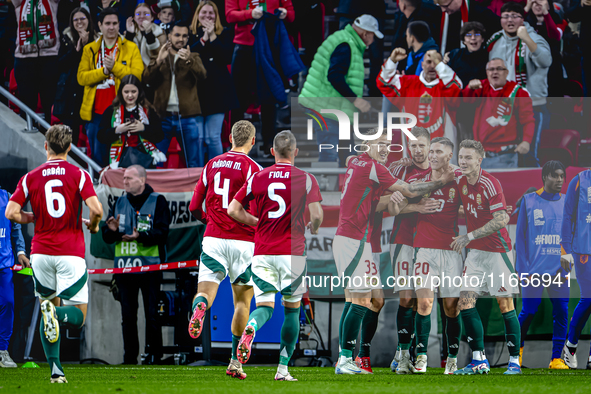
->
xmin=2 ymin=365 xmax=591 ymax=393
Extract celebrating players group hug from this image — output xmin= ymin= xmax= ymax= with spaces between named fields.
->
xmin=4 ymin=121 xmax=591 ymax=382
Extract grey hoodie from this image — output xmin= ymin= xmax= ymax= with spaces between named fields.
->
xmin=488 ymin=22 xmax=551 ymax=106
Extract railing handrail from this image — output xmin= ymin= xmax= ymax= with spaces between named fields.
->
xmin=0 ymin=85 xmax=102 ymax=179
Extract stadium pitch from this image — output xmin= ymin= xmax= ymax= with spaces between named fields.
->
xmin=2 ymin=365 xmax=590 ymax=393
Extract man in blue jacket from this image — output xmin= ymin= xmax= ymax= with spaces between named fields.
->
xmin=561 ymin=167 xmax=591 ymax=369
xmin=1 ymin=186 xmax=28 ymax=368
xmin=516 ymin=161 xmax=569 ymax=369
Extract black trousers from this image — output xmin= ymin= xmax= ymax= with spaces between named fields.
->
xmin=13 ymin=56 xmax=58 ymax=125
xmin=115 ymin=271 xmax=162 ymax=364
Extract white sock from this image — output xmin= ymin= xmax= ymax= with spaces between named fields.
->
xmin=401 ymin=349 xmax=410 ymax=357
xmin=509 ymin=356 xmax=520 ymax=366
xmin=473 ymin=351 xmax=485 ymax=361
xmin=566 ymin=340 xmax=578 ymax=348
xmin=339 ymin=355 xmax=348 ymax=364
xmin=277 ymin=364 xmax=288 ymax=375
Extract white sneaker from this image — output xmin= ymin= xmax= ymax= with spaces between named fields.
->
xmin=444 ymin=357 xmax=458 ymax=375
xmin=0 ymin=350 xmax=17 ymax=368
xmin=396 ymin=352 xmax=413 ymax=374
xmin=50 ymin=376 xmax=68 ymax=383
xmin=411 ymin=354 xmax=427 ymax=374
xmin=562 ymin=344 xmax=578 ymax=369
xmin=275 ymin=371 xmax=298 ymax=381
xmin=390 ymin=349 xmax=401 ymax=372
xmin=335 ymin=358 xmax=363 ymax=374
xmin=41 ymin=300 xmax=59 ymax=343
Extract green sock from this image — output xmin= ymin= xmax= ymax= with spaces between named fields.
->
xmin=55 ymin=306 xmax=84 ymax=329
xmin=446 ymin=315 xmax=462 ymax=357
xmin=279 ymin=307 xmax=300 ymax=366
xmin=503 ymin=310 xmax=521 ymax=357
xmin=397 ymin=306 xmax=413 ymax=350
xmin=359 ymin=310 xmax=379 ymax=358
xmin=342 ymin=304 xmax=367 ymax=358
xmin=231 ymin=334 xmax=241 ymax=361
xmin=39 ymin=317 xmax=64 ymax=377
xmin=338 ymin=302 xmax=352 ymax=356
xmin=460 ymin=307 xmax=485 ymax=352
xmin=247 ymin=306 xmax=274 ymax=332
xmin=415 ymin=313 xmax=430 ymax=355
xmin=192 ymin=296 xmax=208 ymax=313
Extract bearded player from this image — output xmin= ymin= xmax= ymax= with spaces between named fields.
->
xmin=6 ymin=125 xmax=103 ymax=383
xmin=451 ymin=140 xmax=521 ymax=375
xmin=334 ymin=131 xmax=455 ymax=374
xmin=406 ymin=137 xmax=463 ymax=375
xmin=188 ymin=121 xmax=262 ymax=379
xmin=228 ymin=131 xmax=323 ymax=381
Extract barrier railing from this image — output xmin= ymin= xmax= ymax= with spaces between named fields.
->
xmin=0 ymin=86 xmax=102 ymax=181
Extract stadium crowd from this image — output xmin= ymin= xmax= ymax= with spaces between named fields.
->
xmin=0 ymin=0 xmax=589 ymax=171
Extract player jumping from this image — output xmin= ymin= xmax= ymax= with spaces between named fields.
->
xmin=229 ymin=131 xmax=324 ymax=381
xmin=188 ymin=121 xmax=262 ymax=379
xmin=451 ymin=140 xmax=521 ymax=375
xmin=5 ymin=125 xmax=103 ymax=383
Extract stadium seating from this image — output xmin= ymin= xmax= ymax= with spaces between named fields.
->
xmin=538 ymin=129 xmax=580 ymax=167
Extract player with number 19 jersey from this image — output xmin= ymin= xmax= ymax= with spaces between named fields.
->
xmin=10 ymin=159 xmax=96 ymax=258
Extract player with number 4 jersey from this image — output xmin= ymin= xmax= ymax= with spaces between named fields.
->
xmin=6 ymin=125 xmax=102 ymax=384
xmin=188 ymin=121 xmax=262 ymax=379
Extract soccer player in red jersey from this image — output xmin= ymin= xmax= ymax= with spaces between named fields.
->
xmin=408 ymin=137 xmax=463 ymax=374
xmin=450 ymin=140 xmax=521 ymax=375
xmin=228 ymin=131 xmax=323 ymax=381
xmin=5 ymin=125 xmax=102 ymax=383
xmin=188 ymin=121 xmax=262 ymax=379
xmin=334 ymin=131 xmax=455 ymax=374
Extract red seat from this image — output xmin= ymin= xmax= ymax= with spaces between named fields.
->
xmin=538 ymin=129 xmax=580 ymax=167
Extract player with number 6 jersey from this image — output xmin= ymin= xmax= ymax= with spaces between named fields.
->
xmin=229 ymin=131 xmax=323 ymax=381
xmin=6 ymin=125 xmax=102 ymax=384
xmin=188 ymin=121 xmax=262 ymax=379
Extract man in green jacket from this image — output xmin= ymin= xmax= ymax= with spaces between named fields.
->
xmin=299 ymin=14 xmax=383 ymax=166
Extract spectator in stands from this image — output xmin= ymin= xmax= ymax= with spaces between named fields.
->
xmin=98 ymin=74 xmax=165 ymax=169
xmin=462 ymin=58 xmax=535 ymax=169
xmin=226 ymin=0 xmax=294 ymax=156
xmin=102 ymin=164 xmax=170 ymax=365
xmin=525 ymin=0 xmax=565 ymax=97
xmin=392 ymin=0 xmax=442 ymax=52
xmin=89 ymin=0 xmax=136 ymax=33
xmin=488 ymin=2 xmax=551 ymax=167
xmin=481 ymin=0 xmax=527 ymax=16
xmin=54 ymin=7 xmax=98 ymax=147
xmin=403 ymin=21 xmax=440 ymax=76
xmin=157 ymin=3 xmax=176 ymax=31
xmin=190 ymin=1 xmax=239 ymax=163
xmin=336 ymin=0 xmax=386 ymax=97
xmin=144 ymin=22 xmax=207 ymax=168
xmin=0 ymin=0 xmax=16 ymax=94
xmin=78 ymin=7 xmax=144 ymax=167
xmin=568 ymin=0 xmax=590 ymax=97
xmin=299 ymin=15 xmax=383 ymax=165
xmin=444 ymin=21 xmax=488 ymax=84
xmin=435 ymin=0 xmax=500 ymax=53
xmin=124 ymin=3 xmax=166 ymax=67
xmin=12 ymin=0 xmax=61 ymax=125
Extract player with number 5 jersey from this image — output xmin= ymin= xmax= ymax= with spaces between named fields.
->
xmin=229 ymin=131 xmax=323 ymax=381
xmin=6 ymin=125 xmax=103 ymax=384
xmin=188 ymin=121 xmax=262 ymax=380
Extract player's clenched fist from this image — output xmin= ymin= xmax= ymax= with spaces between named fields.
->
xmin=390 ymin=48 xmax=407 ymax=63
xmin=468 ymin=79 xmax=483 ymax=90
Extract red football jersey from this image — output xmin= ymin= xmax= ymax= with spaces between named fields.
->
xmin=389 ymin=163 xmax=430 ymax=246
xmin=10 ymin=159 xmax=97 ymax=258
xmin=234 ymin=163 xmax=322 ymax=256
xmin=191 ymin=151 xmax=262 ymax=242
xmin=336 ymin=153 xmax=398 ymax=241
xmin=457 ymin=168 xmax=512 ymax=252
xmin=368 ymin=192 xmax=384 ymax=253
xmin=413 ymin=168 xmax=463 ymax=250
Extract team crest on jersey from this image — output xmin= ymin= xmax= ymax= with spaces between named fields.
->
xmin=582 ymin=255 xmax=589 ymax=264
xmin=462 ymin=185 xmax=468 ymax=195
xmin=476 ymin=194 xmax=482 ymax=205
xmin=418 ymin=92 xmax=433 ymax=123
xmin=423 ymin=192 xmax=431 ymax=199
xmin=449 ymin=188 xmax=456 ymax=200
xmin=534 ymin=209 xmax=545 ymax=226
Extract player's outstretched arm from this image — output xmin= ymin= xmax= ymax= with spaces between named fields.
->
xmin=4 ymin=201 xmax=35 ymax=224
xmin=85 ymin=196 xmax=103 ymax=234
xmin=399 ymin=198 xmax=441 ymax=214
xmin=388 ymin=167 xmax=455 ymax=198
xmin=385 ymin=191 xmax=406 ymax=216
xmin=450 ymin=210 xmax=510 ymax=253
xmin=228 ymin=199 xmax=258 ymax=227
xmin=307 ymin=202 xmax=323 ymax=235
